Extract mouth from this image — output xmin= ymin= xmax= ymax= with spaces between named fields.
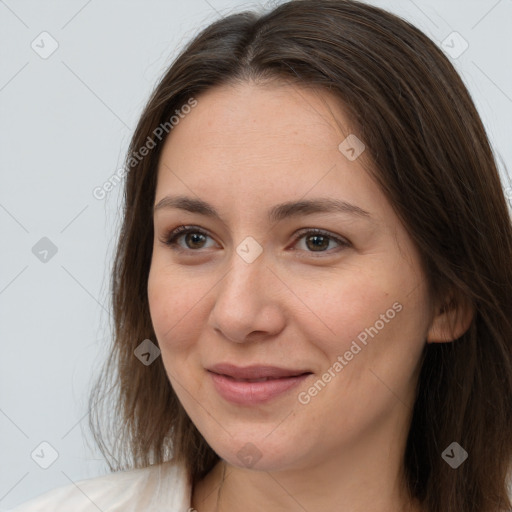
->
xmin=206 ymin=363 xmax=313 ymax=405
xmin=207 ymin=363 xmax=312 ymax=380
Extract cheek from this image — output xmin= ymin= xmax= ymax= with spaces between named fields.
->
xmin=294 ymin=262 xmax=427 ymax=374
xmin=147 ymin=259 xmax=202 ymax=351
xmin=147 ymin=260 xmax=209 ymax=396
xmin=288 ymin=265 xmax=397 ymax=350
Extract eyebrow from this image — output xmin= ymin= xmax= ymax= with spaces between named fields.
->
xmin=153 ymin=195 xmax=373 ymax=224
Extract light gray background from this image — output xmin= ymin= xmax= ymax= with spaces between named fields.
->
xmin=1 ymin=0 xmax=511 ymax=509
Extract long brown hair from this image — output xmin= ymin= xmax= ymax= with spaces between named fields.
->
xmin=88 ymin=1 xmax=512 ymax=510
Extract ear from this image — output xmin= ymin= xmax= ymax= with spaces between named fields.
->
xmin=426 ymin=292 xmax=475 ymax=343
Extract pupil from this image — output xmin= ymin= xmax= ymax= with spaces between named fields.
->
xmin=187 ymin=233 xmax=205 ymax=248
xmin=308 ymin=235 xmax=328 ymax=251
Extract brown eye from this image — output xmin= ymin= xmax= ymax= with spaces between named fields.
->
xmin=161 ymin=226 xmax=216 ymax=251
xmin=305 ymin=234 xmax=330 ymax=251
xmin=292 ymin=229 xmax=351 ymax=256
xmin=183 ymin=232 xmax=207 ymax=249
xmin=160 ymin=225 xmax=350 ymax=257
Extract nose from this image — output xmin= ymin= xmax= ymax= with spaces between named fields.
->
xmin=207 ymin=247 xmax=287 ymax=344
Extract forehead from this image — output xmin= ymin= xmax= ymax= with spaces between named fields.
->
xmin=163 ymin=80 xmax=352 ymax=155
xmin=154 ymin=81 xmax=389 ymax=226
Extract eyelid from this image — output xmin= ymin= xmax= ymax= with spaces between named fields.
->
xmin=159 ymin=225 xmax=351 ymax=256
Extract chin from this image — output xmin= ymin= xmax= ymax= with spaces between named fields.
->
xmin=202 ymin=429 xmax=308 ymax=472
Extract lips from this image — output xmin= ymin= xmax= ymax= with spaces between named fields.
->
xmin=207 ymin=363 xmax=312 ymax=380
xmin=208 ymin=368 xmax=312 ymax=405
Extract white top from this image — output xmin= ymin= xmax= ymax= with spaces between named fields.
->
xmin=9 ymin=460 xmax=192 ymax=512
xmin=10 ymin=460 xmax=512 ymax=511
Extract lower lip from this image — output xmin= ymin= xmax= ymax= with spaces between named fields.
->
xmin=208 ymin=371 xmax=311 ymax=405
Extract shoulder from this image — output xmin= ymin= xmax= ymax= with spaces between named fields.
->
xmin=8 ymin=459 xmax=190 ymax=512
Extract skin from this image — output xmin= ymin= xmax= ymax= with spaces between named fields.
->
xmin=147 ymin=80 xmax=473 ymax=512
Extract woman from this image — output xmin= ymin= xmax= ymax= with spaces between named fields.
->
xmin=12 ymin=0 xmax=512 ymax=511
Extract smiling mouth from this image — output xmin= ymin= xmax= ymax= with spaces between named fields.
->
xmin=207 ymin=367 xmax=314 ymax=405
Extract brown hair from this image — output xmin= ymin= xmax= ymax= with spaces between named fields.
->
xmin=88 ymin=1 xmax=512 ymax=510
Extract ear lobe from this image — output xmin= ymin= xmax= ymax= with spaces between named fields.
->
xmin=426 ymin=294 xmax=475 ymax=344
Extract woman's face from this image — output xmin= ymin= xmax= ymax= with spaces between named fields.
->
xmin=148 ymin=81 xmax=433 ymax=471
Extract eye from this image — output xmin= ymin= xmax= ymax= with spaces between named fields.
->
xmin=159 ymin=225 xmax=351 ymax=256
xmin=160 ymin=225 xmax=216 ymax=251
xmin=290 ymin=228 xmax=351 ymax=256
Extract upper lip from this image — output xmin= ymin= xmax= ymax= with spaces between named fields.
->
xmin=207 ymin=363 xmax=312 ymax=379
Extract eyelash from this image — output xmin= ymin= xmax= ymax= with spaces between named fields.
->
xmin=159 ymin=225 xmax=351 ymax=257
